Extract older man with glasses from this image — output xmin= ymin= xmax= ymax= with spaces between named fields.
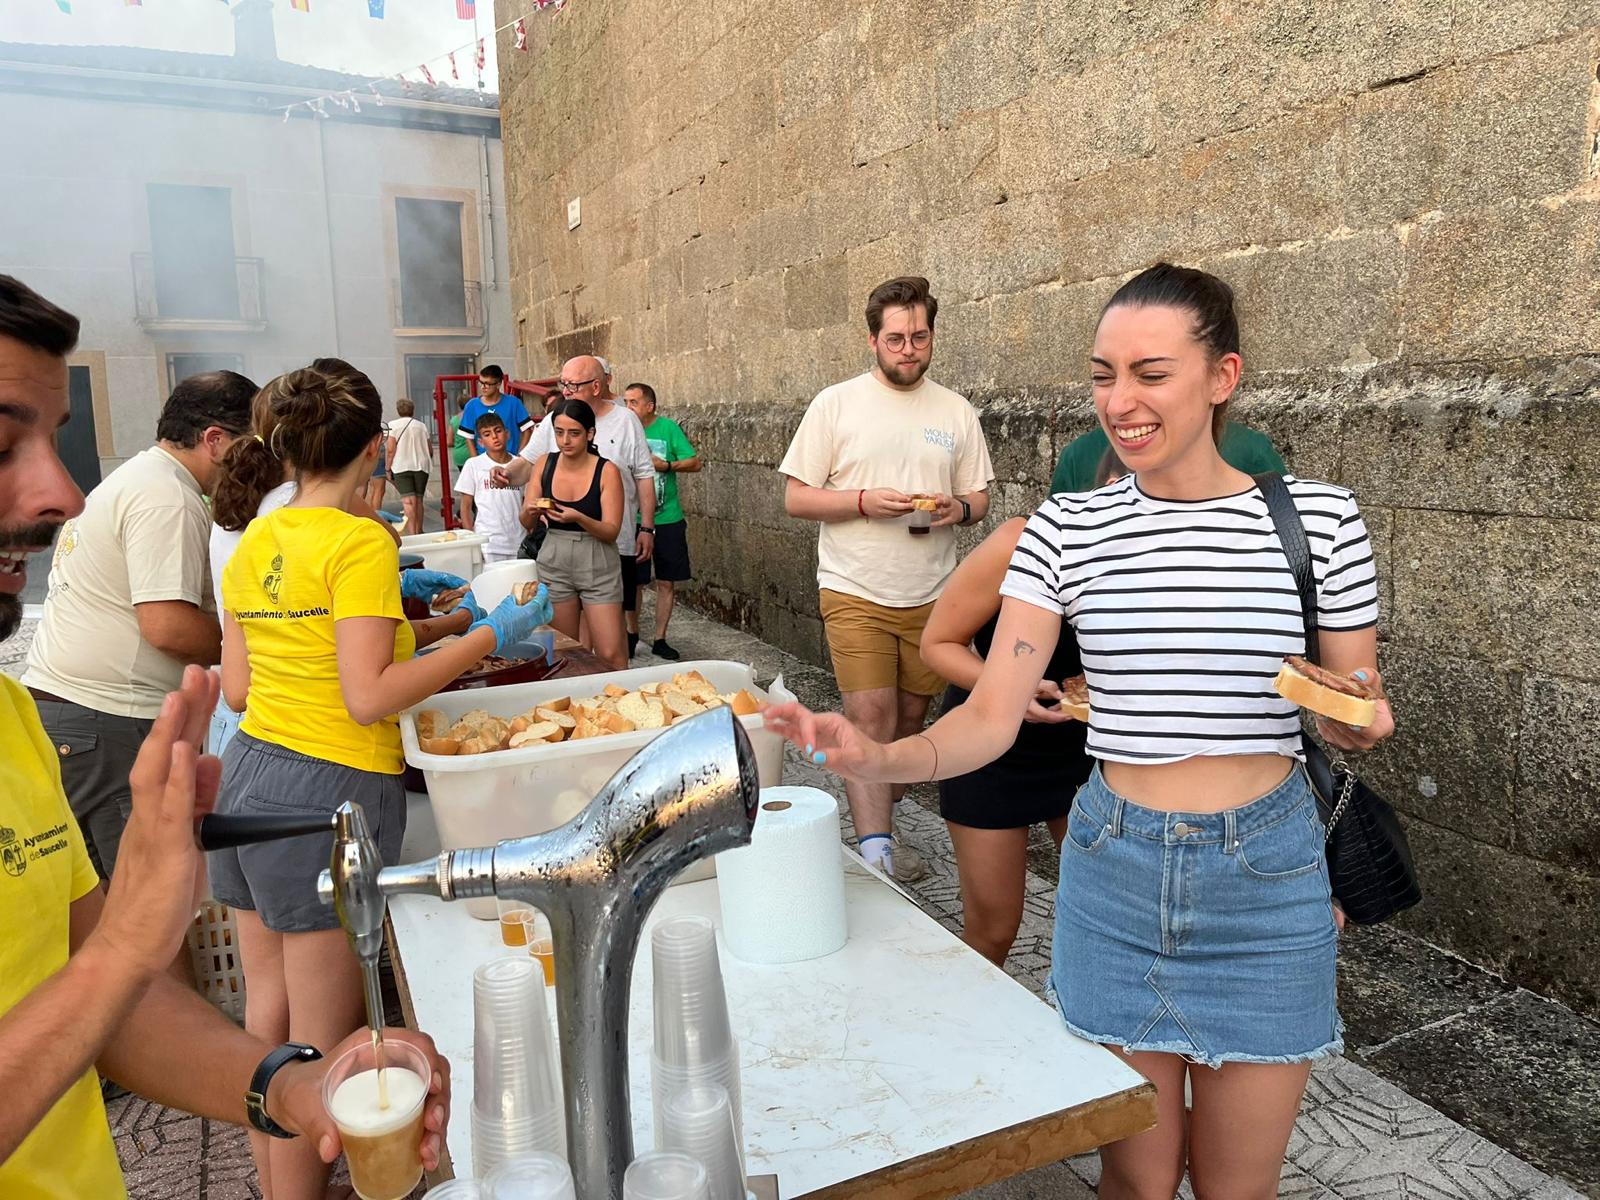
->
xmin=493 ymin=355 xmax=657 ymax=658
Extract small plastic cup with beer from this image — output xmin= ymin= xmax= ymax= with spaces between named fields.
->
xmin=520 ymin=911 xmax=555 ymax=986
xmin=322 ymin=1037 xmax=432 ymax=1200
xmin=497 ymin=894 xmax=537 ymax=947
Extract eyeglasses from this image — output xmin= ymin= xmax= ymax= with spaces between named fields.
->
xmin=558 ymin=377 xmax=600 ymax=392
xmin=878 ymin=331 xmax=932 ymax=352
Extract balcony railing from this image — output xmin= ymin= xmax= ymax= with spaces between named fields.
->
xmin=132 ymin=254 xmax=266 ymax=332
xmin=391 ymin=278 xmax=484 ymax=336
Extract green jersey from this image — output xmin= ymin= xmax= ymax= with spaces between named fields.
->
xmin=641 ymin=415 xmax=696 ymax=526
xmin=1049 ymin=422 xmax=1287 ymax=493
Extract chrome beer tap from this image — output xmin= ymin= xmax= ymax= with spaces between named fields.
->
xmin=317 ymin=707 xmax=761 ymax=1199
xmin=328 ymin=801 xmax=390 ymax=1053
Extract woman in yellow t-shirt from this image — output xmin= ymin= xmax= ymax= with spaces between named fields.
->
xmin=208 ymin=364 xmax=550 ymax=1200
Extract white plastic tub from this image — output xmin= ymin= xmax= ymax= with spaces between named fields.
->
xmin=401 ymin=530 xmax=490 ymax=580
xmin=401 ymin=660 xmax=785 ymax=917
xmin=470 ymin=558 xmax=539 ymax=610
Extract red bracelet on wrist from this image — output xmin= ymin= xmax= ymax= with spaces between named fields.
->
xmin=857 ymin=489 xmax=866 ymax=518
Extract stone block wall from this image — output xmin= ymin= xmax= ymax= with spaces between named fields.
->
xmin=496 ymin=1 xmax=1600 ymax=1015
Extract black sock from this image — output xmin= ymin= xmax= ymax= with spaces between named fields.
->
xmin=628 ymin=632 xmax=639 ymax=657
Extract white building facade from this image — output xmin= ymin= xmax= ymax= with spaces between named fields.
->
xmin=0 ymin=4 xmax=515 ymax=519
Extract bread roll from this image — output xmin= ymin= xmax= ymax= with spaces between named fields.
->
xmin=419 ymin=736 xmax=461 ymax=756
xmin=512 ymin=581 xmax=541 ymax=605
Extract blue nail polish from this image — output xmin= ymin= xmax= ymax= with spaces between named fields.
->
xmin=813 ymin=751 xmax=827 ymax=764
xmin=1353 ymin=670 xmax=1369 ymax=682
xmin=804 ymin=743 xmax=813 ymax=754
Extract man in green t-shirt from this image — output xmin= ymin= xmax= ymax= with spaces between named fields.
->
xmin=624 ymin=382 xmax=700 ymax=661
xmin=1049 ymin=420 xmax=1286 ymax=493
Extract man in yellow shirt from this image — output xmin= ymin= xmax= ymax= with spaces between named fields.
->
xmin=0 ymin=275 xmax=452 ymax=1196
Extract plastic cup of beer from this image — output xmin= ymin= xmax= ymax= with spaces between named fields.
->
xmin=521 ymin=911 xmax=556 ymax=986
xmin=498 ymin=895 xmax=536 ymax=947
xmin=322 ymin=1037 xmax=432 ymax=1200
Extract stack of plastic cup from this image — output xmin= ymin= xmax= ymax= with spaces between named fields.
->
xmin=421 ymin=1181 xmax=482 ymax=1198
xmin=482 ymin=1151 xmax=577 ymax=1200
xmin=471 ymin=957 xmax=565 ymax=1180
xmin=623 ymin=1151 xmax=711 ymax=1200
xmin=649 ymin=916 xmax=743 ymax=1150
xmin=660 ymin=1085 xmax=745 ymax=1200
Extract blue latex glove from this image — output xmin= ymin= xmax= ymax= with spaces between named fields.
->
xmin=468 ymin=584 xmax=554 ymax=654
xmin=456 ymin=590 xmax=487 ymax=623
xmin=400 ymin=568 xmax=469 ymax=603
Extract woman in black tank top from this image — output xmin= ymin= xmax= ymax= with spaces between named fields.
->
xmin=521 ymin=398 xmax=627 ymax=667
xmin=920 ymin=453 xmax=1123 ymax=967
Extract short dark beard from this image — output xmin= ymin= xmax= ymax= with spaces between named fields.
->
xmin=0 ymin=520 xmax=64 ymax=645
xmin=875 ymin=349 xmax=930 ymax=388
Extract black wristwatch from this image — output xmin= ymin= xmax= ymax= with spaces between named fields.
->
xmin=639 ymin=526 xmax=655 ymax=535
xmin=957 ymin=498 xmax=972 ymax=525
xmin=246 ymin=1042 xmax=322 ymax=1139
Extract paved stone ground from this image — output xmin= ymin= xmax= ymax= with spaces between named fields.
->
xmin=6 ymin=601 xmax=1595 ymax=1198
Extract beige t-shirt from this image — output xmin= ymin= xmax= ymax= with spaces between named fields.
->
xmin=779 ymin=372 xmax=995 ymax=608
xmin=24 ymin=446 xmax=215 ymax=719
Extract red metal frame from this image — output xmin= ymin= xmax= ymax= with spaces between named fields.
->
xmin=432 ymin=374 xmax=560 ymax=529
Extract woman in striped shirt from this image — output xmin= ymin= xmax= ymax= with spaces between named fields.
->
xmin=766 ymin=263 xmax=1395 ymax=1200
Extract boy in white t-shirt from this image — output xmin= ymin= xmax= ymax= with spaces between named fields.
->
xmin=454 ymin=412 xmax=525 ymax=563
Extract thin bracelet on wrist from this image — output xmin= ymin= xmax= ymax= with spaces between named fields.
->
xmin=857 ymin=489 xmax=867 ymax=518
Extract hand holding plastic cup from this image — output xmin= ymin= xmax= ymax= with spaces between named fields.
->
xmin=321 ymin=1038 xmax=431 ymax=1200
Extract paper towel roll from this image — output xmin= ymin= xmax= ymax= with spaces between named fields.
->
xmin=716 ymin=787 xmax=847 ymax=964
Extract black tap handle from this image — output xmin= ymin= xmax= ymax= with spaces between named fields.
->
xmin=196 ymin=812 xmax=335 ymax=851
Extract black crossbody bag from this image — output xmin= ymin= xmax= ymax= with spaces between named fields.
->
xmin=1254 ymin=473 xmax=1423 ymax=925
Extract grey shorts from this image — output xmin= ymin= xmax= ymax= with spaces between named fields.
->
xmin=536 ymin=528 xmax=624 ymax=606
xmin=207 ymin=731 xmax=406 ymax=933
xmin=30 ymin=693 xmax=153 ymax=881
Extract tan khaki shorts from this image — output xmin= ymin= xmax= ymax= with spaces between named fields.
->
xmin=537 ymin=529 xmax=624 ymax=605
xmin=819 ymin=589 xmax=944 ymax=697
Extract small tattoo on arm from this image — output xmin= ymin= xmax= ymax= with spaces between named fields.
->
xmin=1012 ymin=639 xmax=1036 ymax=657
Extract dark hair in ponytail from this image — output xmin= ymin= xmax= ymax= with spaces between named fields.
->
xmin=1100 ymin=263 xmax=1240 ymax=443
xmin=212 ymin=384 xmax=287 ymax=532
xmin=267 ymin=363 xmax=383 ymax=477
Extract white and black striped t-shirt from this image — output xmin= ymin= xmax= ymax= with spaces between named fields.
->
xmin=998 ymin=475 xmax=1379 ymax=764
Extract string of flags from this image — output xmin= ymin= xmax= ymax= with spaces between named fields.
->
xmin=48 ymin=0 xmax=566 ymax=106
xmin=50 ymin=0 xmax=563 ymax=28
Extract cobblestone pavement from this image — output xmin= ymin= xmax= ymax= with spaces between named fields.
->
xmin=5 ymin=605 xmax=1592 ymax=1198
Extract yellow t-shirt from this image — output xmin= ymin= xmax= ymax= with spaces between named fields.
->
xmin=777 ymin=372 xmax=995 ymax=608
xmin=0 ymin=676 xmax=125 ymax=1199
xmin=224 ymin=508 xmax=415 ymax=774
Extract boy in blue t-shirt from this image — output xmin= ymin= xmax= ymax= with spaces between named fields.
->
xmin=458 ymin=364 xmax=533 ymax=456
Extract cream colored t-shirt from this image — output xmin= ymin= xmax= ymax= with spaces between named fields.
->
xmin=388 ymin=415 xmax=432 ymax=474
xmin=778 ymin=372 xmax=994 ymax=608
xmin=24 ymin=446 xmax=215 ymax=719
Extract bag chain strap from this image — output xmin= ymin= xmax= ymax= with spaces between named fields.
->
xmin=1323 ymin=756 xmax=1355 ymax=842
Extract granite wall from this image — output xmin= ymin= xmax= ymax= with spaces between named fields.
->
xmin=495 ymin=1 xmax=1600 ymax=1015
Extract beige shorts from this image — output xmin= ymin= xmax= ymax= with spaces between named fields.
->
xmin=819 ymin=588 xmax=944 ymax=697
xmin=536 ymin=529 xmax=624 ymax=605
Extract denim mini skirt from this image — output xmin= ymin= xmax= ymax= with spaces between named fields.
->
xmin=1050 ymin=762 xmax=1342 ymax=1067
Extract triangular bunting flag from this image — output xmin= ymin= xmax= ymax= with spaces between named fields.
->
xmin=514 ymin=18 xmax=528 ymax=50
xmin=419 ymin=63 xmax=435 ymax=87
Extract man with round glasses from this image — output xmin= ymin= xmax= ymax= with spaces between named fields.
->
xmin=779 ymin=276 xmax=994 ymax=881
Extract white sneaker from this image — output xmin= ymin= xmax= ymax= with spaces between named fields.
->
xmin=888 ymin=841 xmax=928 ymax=883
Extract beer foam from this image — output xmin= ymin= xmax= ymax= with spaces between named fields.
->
xmin=329 ymin=1067 xmax=427 ymax=1135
